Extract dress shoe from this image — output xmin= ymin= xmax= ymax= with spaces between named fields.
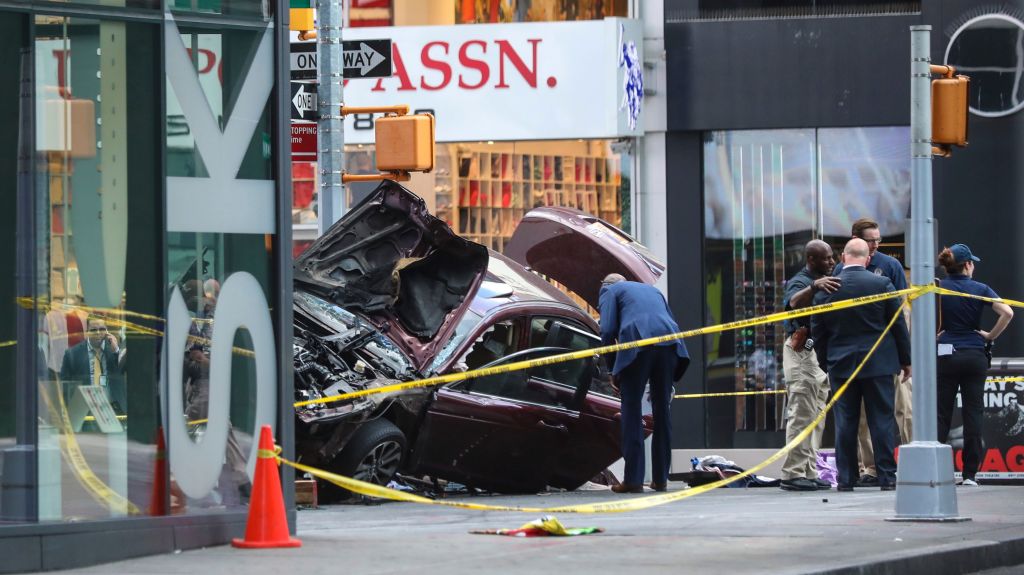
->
xmin=611 ymin=483 xmax=643 ymax=494
xmin=880 ymin=484 xmax=896 ymax=491
xmin=857 ymin=474 xmax=879 ymax=487
xmin=780 ymin=478 xmax=818 ymax=492
xmin=811 ymin=478 xmax=833 ymax=490
xmin=836 ymin=484 xmax=854 ymax=492
xmin=649 ymin=482 xmax=667 ymax=492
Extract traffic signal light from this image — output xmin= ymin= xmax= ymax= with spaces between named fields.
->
xmin=931 ymin=65 xmax=969 ymax=156
xmin=339 ymin=105 xmax=437 ymax=183
xmin=375 ymin=113 xmax=435 ymax=173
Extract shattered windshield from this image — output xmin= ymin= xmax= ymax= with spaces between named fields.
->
xmin=425 ymin=308 xmax=484 ymax=375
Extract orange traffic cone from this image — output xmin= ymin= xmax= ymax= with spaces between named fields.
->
xmin=148 ymin=427 xmax=168 ymax=516
xmin=232 ymin=425 xmax=302 ymax=548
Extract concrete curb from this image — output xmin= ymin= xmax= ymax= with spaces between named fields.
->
xmin=809 ymin=535 xmax=1024 ymax=575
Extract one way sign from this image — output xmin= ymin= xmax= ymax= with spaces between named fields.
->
xmin=291 ymin=82 xmax=318 ymax=121
xmin=342 ymin=39 xmax=392 ymax=79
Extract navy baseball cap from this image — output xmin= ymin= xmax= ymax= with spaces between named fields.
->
xmin=950 ymin=243 xmax=981 ymax=263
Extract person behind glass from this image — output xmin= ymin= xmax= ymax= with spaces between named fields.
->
xmin=936 ymin=244 xmax=1014 ymax=487
xmin=598 ymin=273 xmax=689 ymax=494
xmin=181 ymin=279 xmax=213 ymax=423
xmin=60 ymin=316 xmax=126 ymax=415
xmin=811 ymin=238 xmax=911 ymax=491
xmin=833 ymin=217 xmax=911 ymax=487
xmin=779 ymin=239 xmax=840 ymax=491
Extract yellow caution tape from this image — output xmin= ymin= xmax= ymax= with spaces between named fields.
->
xmin=38 ymin=384 xmax=141 ymax=516
xmin=675 ymin=390 xmax=787 ymax=399
xmin=277 ymin=298 xmax=911 ymax=514
xmin=986 ymin=376 xmax=1024 ymax=383
xmin=17 ymin=297 xmax=172 ymax=324
xmin=295 ymin=286 xmax=921 ymax=409
xmin=83 ymin=414 xmax=128 ymax=422
xmin=933 ymin=286 xmax=1024 ymax=309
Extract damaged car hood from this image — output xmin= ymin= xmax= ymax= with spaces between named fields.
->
xmin=294 ymin=181 xmax=489 ymax=370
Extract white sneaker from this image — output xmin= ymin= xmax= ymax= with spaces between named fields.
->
xmin=960 ymin=478 xmax=979 ymax=487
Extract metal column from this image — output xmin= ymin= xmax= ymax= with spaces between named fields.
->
xmin=316 ymin=0 xmax=345 ymax=235
xmin=891 ymin=25 xmax=965 ymax=522
xmin=1 ymin=48 xmax=38 ymax=523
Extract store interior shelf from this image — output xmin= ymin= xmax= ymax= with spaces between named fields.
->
xmin=447 ymin=147 xmax=623 ymax=252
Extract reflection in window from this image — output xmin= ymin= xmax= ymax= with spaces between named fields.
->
xmin=703 ymin=127 xmax=910 ymax=447
xmin=35 ymin=16 xmax=162 ymax=521
xmin=165 ymin=23 xmax=275 ymax=513
xmin=703 ymin=130 xmax=816 ymax=444
xmin=819 ymin=127 xmax=910 ymax=259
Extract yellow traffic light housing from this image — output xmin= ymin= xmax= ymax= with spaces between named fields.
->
xmin=375 ymin=114 xmax=435 ymax=173
xmin=290 ymin=8 xmax=315 ymax=32
xmin=340 ymin=105 xmax=436 ymax=183
xmin=930 ymin=65 xmax=970 ymax=156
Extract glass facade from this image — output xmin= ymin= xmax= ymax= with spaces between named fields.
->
xmin=166 ymin=19 xmax=277 ymax=512
xmin=32 ymin=15 xmax=164 ymax=521
xmin=702 ymin=127 xmax=910 ymax=448
xmin=0 ymin=0 xmax=287 ymax=559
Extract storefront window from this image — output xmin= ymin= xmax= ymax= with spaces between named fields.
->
xmin=34 ymin=16 xmax=163 ymax=520
xmin=702 ymin=127 xmax=909 ymax=448
xmin=357 ymin=0 xmax=628 ymax=27
xmin=169 ymin=0 xmax=270 ymax=21
xmin=336 ymin=139 xmax=630 ymax=252
xmin=166 ymin=22 xmax=275 ymax=514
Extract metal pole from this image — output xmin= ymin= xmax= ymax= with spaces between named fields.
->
xmin=891 ymin=25 xmax=964 ymax=522
xmin=276 ymin=0 xmax=297 ymax=525
xmin=317 ymin=0 xmax=344 ymax=235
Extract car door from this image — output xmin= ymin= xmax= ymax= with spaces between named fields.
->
xmin=412 ymin=347 xmax=582 ymax=494
xmin=533 ymin=319 xmax=626 ymax=489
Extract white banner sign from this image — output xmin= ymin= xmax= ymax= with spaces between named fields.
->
xmin=325 ymin=18 xmax=644 ymax=143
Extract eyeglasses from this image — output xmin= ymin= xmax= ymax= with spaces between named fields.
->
xmin=861 ymin=237 xmax=883 ymax=245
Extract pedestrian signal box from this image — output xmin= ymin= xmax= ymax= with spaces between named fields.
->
xmin=290 ymin=8 xmax=314 ymax=32
xmin=931 ymin=65 xmax=970 ymax=155
xmin=339 ymin=105 xmax=436 ymax=183
xmin=375 ymin=113 xmax=435 ymax=173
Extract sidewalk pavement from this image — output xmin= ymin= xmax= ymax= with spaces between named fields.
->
xmin=50 ymin=484 xmax=1024 ymax=574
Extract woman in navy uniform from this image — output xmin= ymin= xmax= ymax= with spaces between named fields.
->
xmin=936 ymin=244 xmax=1014 ymax=486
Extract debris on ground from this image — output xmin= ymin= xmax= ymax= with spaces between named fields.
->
xmin=471 ymin=515 xmax=604 ymax=537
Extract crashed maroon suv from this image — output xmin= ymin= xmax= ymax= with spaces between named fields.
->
xmin=292 ymin=181 xmax=663 ymax=498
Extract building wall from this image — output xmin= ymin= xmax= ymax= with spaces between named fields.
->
xmin=665 ymin=0 xmax=1024 ymax=448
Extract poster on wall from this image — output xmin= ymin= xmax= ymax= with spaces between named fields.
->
xmin=950 ymin=378 xmax=1024 ymax=481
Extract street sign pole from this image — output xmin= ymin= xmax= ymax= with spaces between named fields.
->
xmin=317 ymin=0 xmax=344 ymax=236
xmin=891 ymin=25 xmax=967 ymax=522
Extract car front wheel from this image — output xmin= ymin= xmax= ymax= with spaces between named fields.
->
xmin=323 ymin=419 xmax=406 ymax=501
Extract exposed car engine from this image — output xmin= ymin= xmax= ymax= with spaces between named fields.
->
xmin=293 ymin=292 xmax=417 ymax=426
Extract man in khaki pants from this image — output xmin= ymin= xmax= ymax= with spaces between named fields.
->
xmin=779 ymin=240 xmax=840 ymax=491
xmin=833 ymin=218 xmax=912 ymax=486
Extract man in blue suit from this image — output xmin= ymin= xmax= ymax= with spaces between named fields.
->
xmin=599 ymin=274 xmax=689 ymax=493
xmin=60 ymin=316 xmax=126 ymax=414
xmin=811 ymin=239 xmax=911 ymax=491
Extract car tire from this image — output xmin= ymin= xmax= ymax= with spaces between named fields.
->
xmin=321 ymin=418 xmax=406 ymax=502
